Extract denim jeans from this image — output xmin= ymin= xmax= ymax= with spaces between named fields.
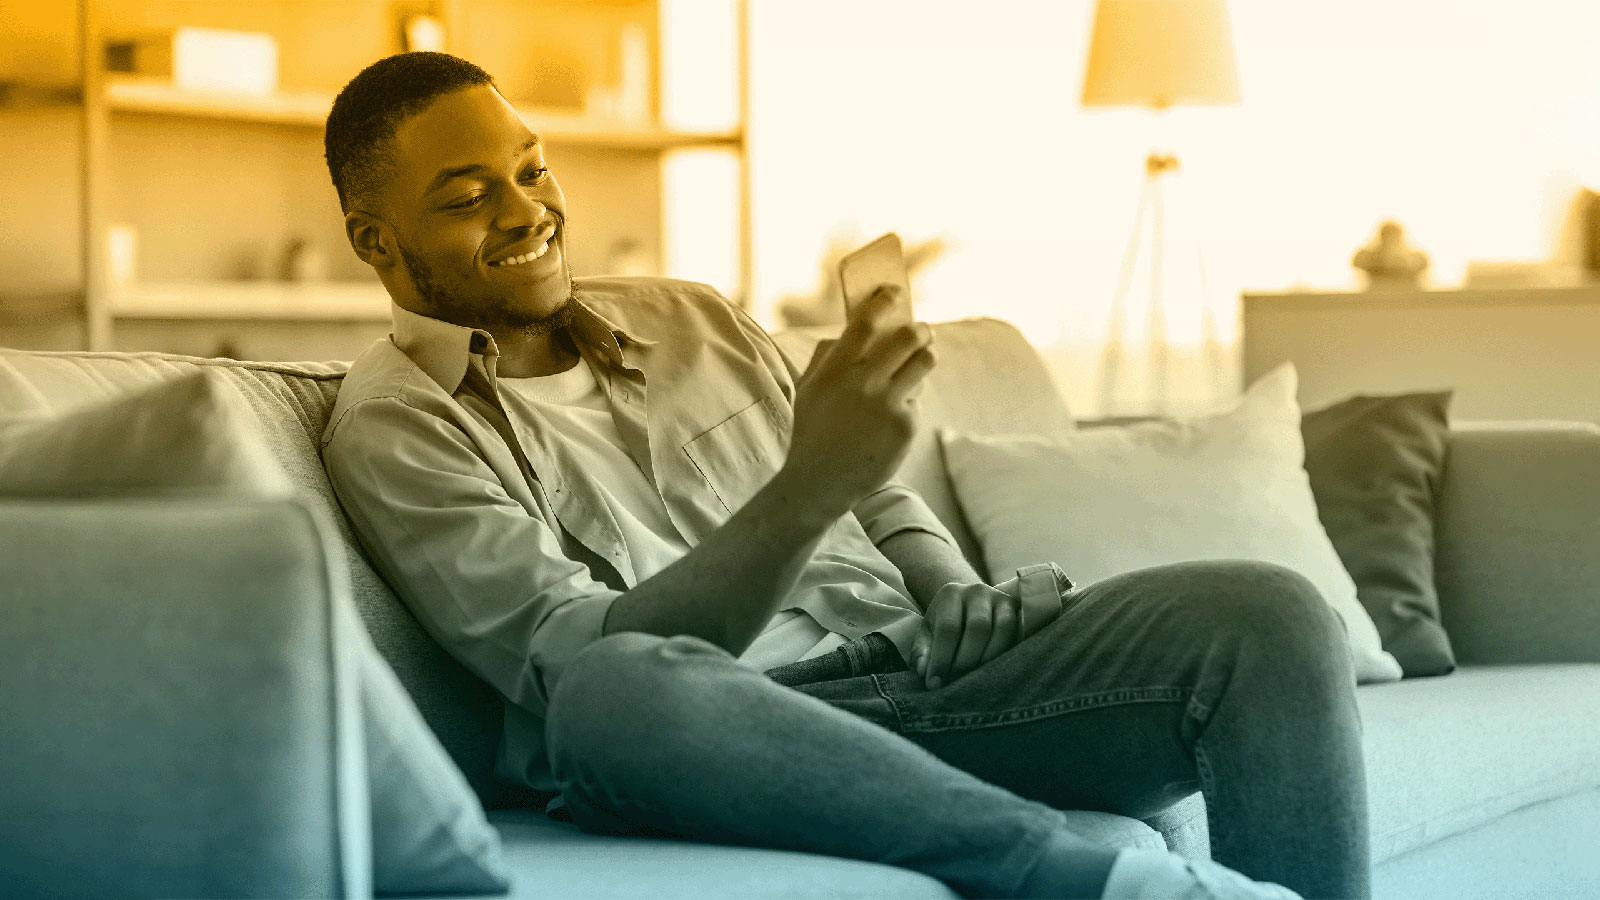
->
xmin=545 ymin=560 xmax=1370 ymax=899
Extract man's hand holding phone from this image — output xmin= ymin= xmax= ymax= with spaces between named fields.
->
xmin=776 ymin=234 xmax=935 ymax=522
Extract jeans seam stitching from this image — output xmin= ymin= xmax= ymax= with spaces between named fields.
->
xmin=870 ymin=673 xmax=909 ymax=731
xmin=896 ymin=685 xmax=1191 ymax=732
xmin=843 ymin=639 xmax=864 ymax=674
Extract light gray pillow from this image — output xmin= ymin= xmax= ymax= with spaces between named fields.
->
xmin=0 ymin=370 xmax=509 ymax=895
xmin=0 ymin=368 xmax=289 ymax=498
xmin=940 ymin=364 xmax=1403 ymax=685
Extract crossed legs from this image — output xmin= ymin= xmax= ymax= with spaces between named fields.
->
xmin=545 ymin=560 xmax=1370 ymax=899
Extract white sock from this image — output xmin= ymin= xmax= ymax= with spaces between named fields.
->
xmin=1100 ymin=849 xmax=1303 ymax=900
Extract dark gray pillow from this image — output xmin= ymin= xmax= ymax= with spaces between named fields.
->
xmin=1301 ymin=391 xmax=1455 ymax=677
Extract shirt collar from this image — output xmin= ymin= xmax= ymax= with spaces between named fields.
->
xmin=390 ymin=293 xmax=656 ymax=394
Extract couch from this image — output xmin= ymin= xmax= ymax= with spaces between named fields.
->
xmin=3 ymin=316 xmax=1598 ymax=899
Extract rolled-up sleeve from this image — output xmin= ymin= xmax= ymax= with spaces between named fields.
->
xmin=321 ymin=395 xmax=618 ymax=717
xmin=850 ymin=481 xmax=961 ymax=548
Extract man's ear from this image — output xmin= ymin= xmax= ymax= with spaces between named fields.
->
xmin=345 ymin=209 xmax=397 ymax=270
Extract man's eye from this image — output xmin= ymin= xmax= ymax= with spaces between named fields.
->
xmin=449 ymin=194 xmax=486 ymax=210
xmin=519 ymin=167 xmax=550 ymax=184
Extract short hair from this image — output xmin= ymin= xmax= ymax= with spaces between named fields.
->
xmin=324 ymin=52 xmax=495 ymax=213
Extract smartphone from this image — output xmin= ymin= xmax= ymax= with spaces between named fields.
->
xmin=838 ymin=232 xmax=913 ymax=325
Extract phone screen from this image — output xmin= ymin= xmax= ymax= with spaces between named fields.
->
xmin=839 ymin=232 xmax=913 ymax=325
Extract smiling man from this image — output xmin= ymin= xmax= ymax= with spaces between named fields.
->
xmin=319 ymin=52 xmax=1369 ymax=900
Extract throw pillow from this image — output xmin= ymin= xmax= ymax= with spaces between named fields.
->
xmin=0 ymin=369 xmax=290 ymax=498
xmin=0 ymin=371 xmax=510 ymax=894
xmin=1301 ymin=391 xmax=1456 ymax=677
xmin=940 ymin=363 xmax=1404 ymax=684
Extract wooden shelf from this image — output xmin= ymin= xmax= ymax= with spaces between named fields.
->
xmin=0 ymin=80 xmax=84 ymax=109
xmin=103 ymin=76 xmax=743 ymax=148
xmin=104 ymin=77 xmax=332 ymax=127
xmin=109 ymin=281 xmax=392 ymax=322
xmin=0 ymin=291 xmax=84 ymax=325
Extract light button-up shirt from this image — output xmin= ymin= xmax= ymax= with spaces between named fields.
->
xmin=320 ymin=276 xmax=960 ymax=790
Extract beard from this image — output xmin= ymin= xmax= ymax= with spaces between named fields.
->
xmin=399 ymin=240 xmax=576 ymax=338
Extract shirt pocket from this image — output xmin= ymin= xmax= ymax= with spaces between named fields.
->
xmin=682 ymin=396 xmax=789 ymax=514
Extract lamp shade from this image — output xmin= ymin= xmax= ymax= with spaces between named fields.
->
xmin=1081 ymin=0 xmax=1241 ymax=109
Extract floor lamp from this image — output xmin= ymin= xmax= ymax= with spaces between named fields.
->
xmin=1080 ymin=0 xmax=1241 ymax=417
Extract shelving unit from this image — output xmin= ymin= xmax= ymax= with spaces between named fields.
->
xmin=1 ymin=0 xmax=748 ymax=360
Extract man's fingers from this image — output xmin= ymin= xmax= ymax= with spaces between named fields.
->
xmin=980 ymin=595 xmax=1020 ymax=665
xmin=886 ymin=345 xmax=937 ymax=405
xmin=949 ymin=591 xmax=994 ymax=678
xmin=864 ymin=320 xmax=932 ymax=378
xmin=924 ymin=598 xmax=964 ymax=689
xmin=858 ymin=283 xmax=906 ymax=325
xmin=839 ymin=285 xmax=905 ymax=352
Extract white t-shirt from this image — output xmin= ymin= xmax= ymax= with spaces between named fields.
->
xmin=498 ymin=357 xmax=844 ymax=671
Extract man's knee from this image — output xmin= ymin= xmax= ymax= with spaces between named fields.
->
xmin=1161 ymin=559 xmax=1345 ymax=658
xmin=550 ymin=632 xmax=727 ymax=721
xmin=546 ymin=632 xmax=732 ymax=777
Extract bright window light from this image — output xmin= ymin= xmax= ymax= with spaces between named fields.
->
xmin=663 ymin=148 xmax=741 ymax=301
xmin=660 ymin=0 xmax=740 ymax=132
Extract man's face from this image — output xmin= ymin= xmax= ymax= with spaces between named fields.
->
xmin=377 ymin=85 xmax=571 ymax=335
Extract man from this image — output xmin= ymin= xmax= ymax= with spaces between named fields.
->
xmin=320 ymin=52 xmax=1368 ymax=900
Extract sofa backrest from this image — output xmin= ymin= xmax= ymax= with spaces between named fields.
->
xmin=1433 ymin=421 xmax=1600 ymax=665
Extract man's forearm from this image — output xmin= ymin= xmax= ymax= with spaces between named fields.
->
xmin=878 ymin=528 xmax=982 ymax=612
xmin=602 ymin=470 xmax=836 ymax=656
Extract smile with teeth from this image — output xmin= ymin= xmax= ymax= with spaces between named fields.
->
xmin=491 ymin=238 xmax=552 ymax=267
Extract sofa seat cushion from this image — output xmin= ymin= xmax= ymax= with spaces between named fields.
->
xmin=486 ymin=809 xmax=959 ymax=899
xmin=1360 ymin=664 xmax=1600 ymax=862
xmin=1372 ymin=785 xmax=1600 ymax=900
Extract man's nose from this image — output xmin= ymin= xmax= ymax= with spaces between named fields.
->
xmin=496 ymin=190 xmax=546 ymax=231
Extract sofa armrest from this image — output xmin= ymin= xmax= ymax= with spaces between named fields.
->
xmin=0 ymin=497 xmax=370 ymax=899
xmin=1434 ymin=422 xmax=1600 ymax=665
